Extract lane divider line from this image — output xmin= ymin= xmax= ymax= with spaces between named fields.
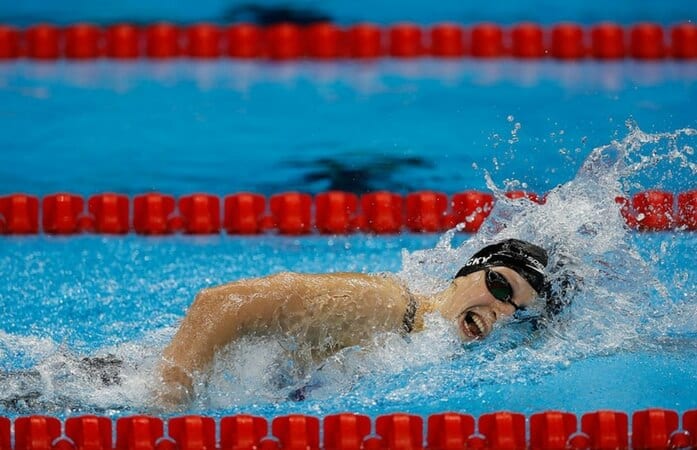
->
xmin=0 ymin=22 xmax=696 ymax=61
xmin=2 ymin=409 xmax=696 ymax=450
xmin=0 ymin=189 xmax=694 ymax=235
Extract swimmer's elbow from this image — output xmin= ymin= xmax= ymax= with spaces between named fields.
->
xmin=190 ymin=288 xmax=220 ymax=315
xmin=193 ymin=288 xmax=213 ymax=305
xmin=155 ymin=362 xmax=193 ymax=411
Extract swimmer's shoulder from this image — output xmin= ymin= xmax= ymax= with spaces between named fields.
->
xmin=288 ymin=272 xmax=411 ymax=298
xmin=203 ymin=271 xmax=409 ymax=303
xmin=314 ymin=271 xmax=408 ymax=288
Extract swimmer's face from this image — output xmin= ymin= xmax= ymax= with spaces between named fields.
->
xmin=438 ymin=267 xmax=538 ymax=341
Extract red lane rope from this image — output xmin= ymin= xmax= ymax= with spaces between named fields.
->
xmin=0 ymin=22 xmax=696 ymax=61
xmin=0 ymin=189 xmax=695 ymax=235
xmin=2 ymin=409 xmax=696 ymax=449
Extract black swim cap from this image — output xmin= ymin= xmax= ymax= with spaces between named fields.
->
xmin=455 ymin=239 xmax=549 ymax=295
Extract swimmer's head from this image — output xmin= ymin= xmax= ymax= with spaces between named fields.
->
xmin=435 ymin=239 xmax=553 ymax=341
xmin=455 ymin=239 xmax=548 ymax=296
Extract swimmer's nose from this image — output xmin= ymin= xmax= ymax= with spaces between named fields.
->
xmin=490 ymin=299 xmax=516 ymax=320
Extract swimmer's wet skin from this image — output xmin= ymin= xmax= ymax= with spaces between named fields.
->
xmin=157 ymin=239 xmax=550 ymax=408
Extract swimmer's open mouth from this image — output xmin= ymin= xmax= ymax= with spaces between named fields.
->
xmin=462 ymin=311 xmax=487 ymax=339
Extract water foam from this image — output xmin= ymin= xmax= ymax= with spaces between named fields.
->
xmin=398 ymin=122 xmax=697 ymax=393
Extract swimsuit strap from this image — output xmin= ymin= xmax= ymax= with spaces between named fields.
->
xmin=402 ymin=293 xmax=418 ymax=333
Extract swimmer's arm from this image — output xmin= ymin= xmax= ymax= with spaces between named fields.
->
xmin=157 ymin=272 xmax=300 ymax=405
xmin=156 ymin=272 xmax=409 ymax=407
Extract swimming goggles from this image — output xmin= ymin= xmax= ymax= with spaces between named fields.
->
xmin=485 ymin=269 xmax=524 ymax=311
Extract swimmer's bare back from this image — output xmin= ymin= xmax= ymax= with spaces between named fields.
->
xmin=157 ymin=272 xmax=413 ymax=407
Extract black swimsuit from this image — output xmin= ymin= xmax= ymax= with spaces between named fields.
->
xmin=402 ymin=293 xmax=418 ymax=333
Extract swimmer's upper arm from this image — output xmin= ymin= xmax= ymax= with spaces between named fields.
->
xmin=156 ymin=272 xmax=408 ymax=407
xmin=158 ymin=272 xmax=304 ymax=403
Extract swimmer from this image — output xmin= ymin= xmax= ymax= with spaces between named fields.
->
xmin=157 ymin=238 xmax=553 ymax=407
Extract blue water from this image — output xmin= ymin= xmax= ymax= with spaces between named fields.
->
xmin=3 ymin=0 xmax=696 ymax=26
xmin=0 ymin=231 xmax=695 ymax=417
xmin=0 ymin=61 xmax=695 ymax=196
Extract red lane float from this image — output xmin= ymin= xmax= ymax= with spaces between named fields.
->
xmin=427 ymin=413 xmax=475 ymax=450
xmin=3 ymin=190 xmax=697 ymax=236
xmin=42 ymin=193 xmax=84 ymax=234
xmin=581 ymin=410 xmax=628 ymax=450
xmin=671 ymin=23 xmax=697 ymax=59
xmin=145 ymin=23 xmax=180 ymax=58
xmin=272 ymin=415 xmax=319 ymax=450
xmin=305 ymin=22 xmax=344 ymax=59
xmin=178 ymin=194 xmax=220 ymax=234
xmin=65 ymin=416 xmax=113 ymax=450
xmin=0 ymin=417 xmax=9 ymax=450
xmin=5 ymin=22 xmax=697 ymax=61
xmin=323 ymin=413 xmax=371 ymax=450
xmin=632 ymin=408 xmax=679 ymax=450
xmin=430 ymin=24 xmax=466 ymax=57
xmin=451 ymin=191 xmax=494 ymax=232
xmin=168 ymin=416 xmax=216 ymax=450
xmin=361 ymin=191 xmax=403 ymax=234
xmin=567 ymin=432 xmax=591 ymax=450
xmin=223 ymin=193 xmax=266 ymax=234
xmin=266 ymin=23 xmax=303 ymax=60
xmin=26 ymin=24 xmax=61 ymax=59
xmin=65 ymin=24 xmax=101 ymax=59
xmin=0 ymin=194 xmax=39 ymax=234
xmin=684 ymin=410 xmax=697 ymax=448
xmin=0 ymin=25 xmax=20 ymax=59
xmin=668 ymin=430 xmax=693 ymax=449
xmin=632 ymin=190 xmax=674 ymax=231
xmin=133 ymin=193 xmax=176 ymax=235
xmin=115 ymin=416 xmax=164 ymax=450
xmin=471 ymin=24 xmax=504 ymax=57
xmin=315 ymin=191 xmax=358 ymax=234
xmin=389 ymin=23 xmax=423 ymax=58
xmin=5 ymin=410 xmax=697 ymax=449
xmin=270 ymin=192 xmax=312 ymax=235
xmin=511 ymin=23 xmax=545 ymax=58
xmin=551 ymin=23 xmax=585 ymax=59
xmin=478 ymin=412 xmax=526 ymax=450
xmin=346 ymin=23 xmax=382 ymax=58
xmin=529 ymin=411 xmax=577 ymax=450
xmin=105 ymin=24 xmax=140 ymax=59
xmin=14 ymin=416 xmax=61 ymax=450
xmin=225 ymin=24 xmax=262 ymax=58
xmin=591 ymin=23 xmax=625 ymax=59
xmin=185 ymin=24 xmax=221 ymax=58
xmin=220 ymin=415 xmax=267 ymax=450
xmin=375 ymin=414 xmax=423 ymax=450
xmin=406 ymin=191 xmax=447 ymax=232
xmin=88 ymin=193 xmax=130 ymax=234
xmin=678 ymin=190 xmax=697 ymax=230
xmin=630 ymin=23 xmax=665 ymax=59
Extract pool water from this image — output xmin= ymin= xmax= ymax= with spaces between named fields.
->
xmin=1 ymin=0 xmax=697 ymax=419
xmin=1 ymin=123 xmax=696 ymax=418
xmin=0 ymin=61 xmax=695 ymax=196
xmin=5 ymin=0 xmax=697 ymax=27
xmin=1 ymin=231 xmax=696 ymax=417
